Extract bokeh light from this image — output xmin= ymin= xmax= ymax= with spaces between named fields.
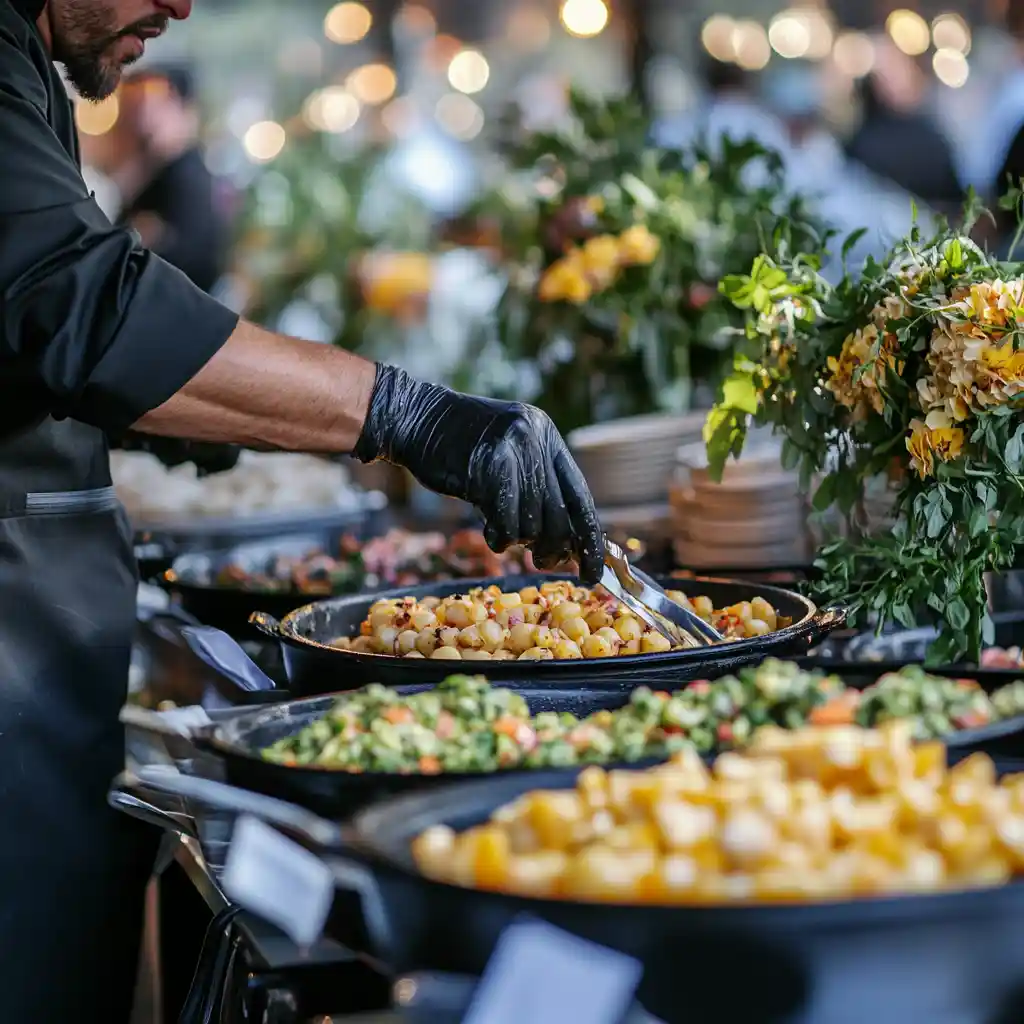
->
xmin=436 ymin=93 xmax=485 ymax=140
xmin=394 ymin=4 xmax=436 ymax=35
xmin=76 ymin=95 xmax=119 ymax=136
xmin=323 ymin=2 xmax=372 ymax=45
xmin=448 ymin=49 xmax=490 ymax=94
xmin=243 ymin=121 xmax=286 ymax=162
xmin=932 ymin=13 xmax=971 ymax=54
xmin=733 ymin=21 xmax=771 ymax=71
xmin=933 ymin=47 xmax=969 ymax=88
xmin=886 ymin=9 xmax=930 ymax=56
xmin=507 ymin=6 xmax=551 ymax=51
xmin=559 ymin=0 xmax=609 ymax=39
xmin=701 ymin=15 xmax=737 ymax=63
xmin=302 ymin=86 xmax=361 ymax=133
xmin=346 ymin=64 xmax=397 ymax=105
xmin=832 ymin=31 xmax=875 ymax=78
xmin=769 ymin=12 xmax=811 ymax=60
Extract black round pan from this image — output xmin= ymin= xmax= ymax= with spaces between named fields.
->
xmin=249 ymin=573 xmax=846 ymax=697
xmin=195 ymin=676 xmax=1024 ymax=820
xmin=134 ymin=764 xmax=1024 ymax=1024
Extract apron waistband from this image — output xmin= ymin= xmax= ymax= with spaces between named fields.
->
xmin=0 ymin=485 xmax=119 ymax=518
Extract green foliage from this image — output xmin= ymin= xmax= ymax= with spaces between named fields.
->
xmin=708 ymin=200 xmax=1024 ymax=661
xmin=465 ymin=89 xmax=827 ymax=433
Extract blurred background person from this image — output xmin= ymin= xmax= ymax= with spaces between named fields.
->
xmin=116 ymin=64 xmax=233 ymax=295
xmin=844 ymin=38 xmax=964 ymax=220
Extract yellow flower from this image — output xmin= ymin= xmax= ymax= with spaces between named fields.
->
xmin=579 ymin=234 xmax=622 ymax=288
xmin=585 ymin=195 xmax=605 ymax=215
xmin=925 ymin=278 xmax=1024 ymax=417
xmin=361 ymin=252 xmax=433 ymax=314
xmin=825 ymin=317 xmax=903 ymax=420
xmin=905 ymin=412 xmax=966 ymax=480
xmin=618 ymin=224 xmax=661 ymax=266
xmin=538 ymin=255 xmax=591 ymax=305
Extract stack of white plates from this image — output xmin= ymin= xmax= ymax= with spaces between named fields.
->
xmin=670 ymin=441 xmax=812 ymax=569
xmin=568 ymin=413 xmax=707 ymax=508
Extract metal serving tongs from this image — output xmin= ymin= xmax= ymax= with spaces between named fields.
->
xmin=600 ymin=537 xmax=724 ymax=649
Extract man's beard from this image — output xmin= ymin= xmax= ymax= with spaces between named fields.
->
xmin=50 ymin=0 xmax=167 ymax=101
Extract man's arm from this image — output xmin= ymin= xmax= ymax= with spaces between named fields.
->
xmin=134 ymin=319 xmax=375 ymax=453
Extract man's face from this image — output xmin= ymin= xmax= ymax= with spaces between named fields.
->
xmin=49 ymin=0 xmax=193 ymax=101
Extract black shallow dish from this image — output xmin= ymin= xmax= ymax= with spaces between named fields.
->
xmin=195 ymin=671 xmax=1024 ymax=819
xmin=250 ymin=573 xmax=846 ymax=697
xmin=132 ymin=760 xmax=1024 ymax=1024
xmin=808 ymin=610 xmax=1024 ymax=682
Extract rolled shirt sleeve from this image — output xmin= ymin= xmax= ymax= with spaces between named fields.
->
xmin=0 ymin=31 xmax=239 ymax=433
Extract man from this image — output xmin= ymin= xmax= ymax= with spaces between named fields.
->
xmin=117 ymin=63 xmax=229 ymax=294
xmin=0 ymin=1 xmax=603 ymax=1020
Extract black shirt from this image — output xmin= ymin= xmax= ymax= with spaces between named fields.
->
xmin=119 ymin=146 xmax=228 ymax=294
xmin=0 ymin=0 xmax=238 ymax=436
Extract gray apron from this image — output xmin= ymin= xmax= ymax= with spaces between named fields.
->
xmin=0 ymin=413 xmax=155 ymax=1019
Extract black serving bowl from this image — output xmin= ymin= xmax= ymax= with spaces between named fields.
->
xmin=248 ymin=573 xmax=846 ymax=698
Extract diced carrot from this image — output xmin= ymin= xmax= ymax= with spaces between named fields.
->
xmin=655 ymin=691 xmax=671 ymax=701
xmin=808 ymin=697 xmax=857 ymax=726
xmin=494 ymin=716 xmax=523 ymax=737
xmin=689 ymin=680 xmax=711 ymax=695
xmin=382 ymin=706 xmax=414 ymax=725
xmin=717 ymin=723 xmax=734 ymax=744
xmin=435 ymin=710 xmax=456 ymax=739
xmin=953 ymin=711 xmax=989 ymax=730
xmin=418 ymin=756 xmax=442 ymax=774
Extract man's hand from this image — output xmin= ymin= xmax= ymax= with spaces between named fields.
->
xmin=354 ymin=365 xmax=604 ymax=584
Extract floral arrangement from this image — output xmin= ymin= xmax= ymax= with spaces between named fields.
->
xmin=707 ymin=196 xmax=1024 ymax=661
xmin=457 ymin=90 xmax=825 ymax=434
xmin=234 ymin=133 xmax=434 ymax=357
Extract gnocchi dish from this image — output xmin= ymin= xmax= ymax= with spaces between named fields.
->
xmin=412 ymin=723 xmax=1024 ymax=903
xmin=332 ymin=580 xmax=790 ymax=661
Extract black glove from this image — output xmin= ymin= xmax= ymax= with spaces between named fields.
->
xmin=354 ymin=364 xmax=604 ymax=584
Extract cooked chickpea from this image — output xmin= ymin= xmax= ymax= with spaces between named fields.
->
xmin=438 ymin=627 xmax=461 ymax=648
xmin=523 ymin=603 xmax=545 ymax=625
xmin=461 ymin=649 xmax=493 ymax=661
xmin=533 ymin=626 xmax=557 ymax=649
xmin=553 ymin=638 xmax=583 ymax=659
xmin=581 ymin=634 xmax=614 ymax=658
xmin=519 ymin=647 xmax=554 ymax=660
xmin=561 ymin=616 xmax=590 ymax=643
xmin=614 ymin=616 xmax=643 ymax=643
xmin=508 ymin=623 xmax=537 ymax=654
xmin=430 ymin=645 xmax=463 ymax=660
xmin=404 ymin=650 xmax=426 ymax=658
xmin=479 ymin=619 xmax=507 ymax=651
xmin=458 ymin=625 xmax=485 ymax=650
xmin=750 ymin=597 xmax=778 ymax=631
xmin=396 ymin=629 xmax=419 ymax=655
xmin=375 ymin=626 xmax=400 ymax=654
xmin=415 ymin=629 xmax=439 ymax=656
xmin=640 ymin=633 xmax=672 ymax=653
xmin=445 ymin=602 xmax=473 ymax=628
xmin=356 ymin=584 xmax=781 ymax=661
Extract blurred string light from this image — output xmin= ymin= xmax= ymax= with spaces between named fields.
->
xmin=324 ymin=2 xmax=371 ymax=44
xmin=448 ymin=49 xmax=490 ymax=94
xmin=832 ymin=31 xmax=875 ymax=77
xmin=559 ymin=0 xmax=609 ymax=39
xmin=932 ymin=13 xmax=971 ymax=54
xmin=933 ymin=47 xmax=969 ymax=88
xmin=244 ymin=120 xmax=286 ymax=162
xmin=76 ymin=95 xmax=119 ymax=135
xmin=435 ymin=93 xmax=485 ymax=140
xmin=701 ymin=15 xmax=736 ymax=62
xmin=754 ymin=8 xmax=832 ymax=62
xmin=507 ymin=6 xmax=551 ymax=51
xmin=302 ymin=86 xmax=361 ymax=132
xmin=427 ymin=34 xmax=464 ymax=72
xmin=346 ymin=63 xmax=397 ymax=105
xmin=886 ymin=9 xmax=930 ymax=56
xmin=733 ymin=21 xmax=771 ymax=70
